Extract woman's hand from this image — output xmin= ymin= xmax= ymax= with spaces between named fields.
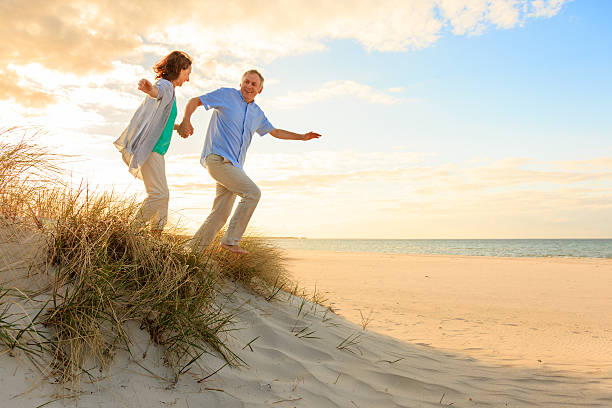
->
xmin=138 ymin=79 xmax=158 ymax=98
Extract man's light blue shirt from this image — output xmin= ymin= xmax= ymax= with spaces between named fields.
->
xmin=199 ymin=88 xmax=274 ymax=169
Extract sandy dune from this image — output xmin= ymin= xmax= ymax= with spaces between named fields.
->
xmin=1 ymin=242 xmax=612 ymax=406
xmin=3 ymin=284 xmax=612 ymax=407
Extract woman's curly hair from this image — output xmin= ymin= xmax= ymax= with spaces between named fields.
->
xmin=153 ymin=51 xmax=192 ymax=81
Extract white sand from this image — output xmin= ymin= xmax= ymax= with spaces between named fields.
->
xmin=286 ymin=250 xmax=612 ymax=372
xmin=1 ymin=243 xmax=612 ymax=407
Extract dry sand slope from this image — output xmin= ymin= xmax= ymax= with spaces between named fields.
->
xmin=286 ymin=249 xmax=612 ymax=405
xmin=1 ymin=234 xmax=612 ymax=407
xmin=1 ymin=284 xmax=611 ymax=407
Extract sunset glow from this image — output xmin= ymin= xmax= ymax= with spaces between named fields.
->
xmin=2 ymin=0 xmax=610 ymax=238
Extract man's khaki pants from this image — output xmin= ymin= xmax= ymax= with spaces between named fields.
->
xmin=136 ymin=152 xmax=169 ymax=231
xmin=193 ymin=154 xmax=261 ymax=249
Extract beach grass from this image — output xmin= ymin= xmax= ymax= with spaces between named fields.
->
xmin=0 ymin=128 xmax=297 ymax=393
xmin=41 ymin=189 xmax=242 ymax=386
xmin=207 ymin=232 xmax=291 ymax=299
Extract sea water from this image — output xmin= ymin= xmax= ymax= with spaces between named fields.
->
xmin=265 ymin=239 xmax=612 ymax=258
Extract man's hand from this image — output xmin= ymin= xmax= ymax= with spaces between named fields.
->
xmin=177 ymin=120 xmax=194 ymax=138
xmin=302 ymin=132 xmax=321 ymax=141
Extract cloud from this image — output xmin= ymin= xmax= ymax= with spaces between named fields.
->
xmin=0 ymin=1 xmax=143 ymax=74
xmin=0 ymin=69 xmax=56 ymax=107
xmin=266 ymin=80 xmax=404 ymax=109
xmin=163 ymin=151 xmax=612 ymax=206
xmin=529 ymin=0 xmax=569 ymax=18
xmin=435 ymin=0 xmax=570 ymax=35
xmin=464 ymin=157 xmax=612 ymax=188
xmin=544 ymin=158 xmax=612 ymax=171
xmin=2 ymin=0 xmax=570 ymax=107
xmin=435 ymin=0 xmax=531 ymax=35
xmin=436 ymin=0 xmax=492 ymax=35
xmin=244 ymin=150 xmax=434 ymax=176
xmin=391 ymin=188 xmax=612 ymax=223
xmin=250 ymin=152 xmax=611 ymax=238
xmin=468 ymin=168 xmax=612 ymax=187
xmin=164 ymin=150 xmax=429 ymax=193
xmin=19 ymin=132 xmax=607 ymax=237
xmin=0 ymin=61 xmax=150 ymax=136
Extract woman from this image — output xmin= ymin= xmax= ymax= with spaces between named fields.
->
xmin=114 ymin=51 xmax=192 ymax=233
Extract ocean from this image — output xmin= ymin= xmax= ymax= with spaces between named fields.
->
xmin=265 ymin=238 xmax=612 ymax=259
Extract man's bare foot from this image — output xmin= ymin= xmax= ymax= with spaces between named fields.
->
xmin=221 ymin=243 xmax=248 ymax=254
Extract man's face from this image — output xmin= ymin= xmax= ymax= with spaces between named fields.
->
xmin=240 ymin=73 xmax=263 ymax=103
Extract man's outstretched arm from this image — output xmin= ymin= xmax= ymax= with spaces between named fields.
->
xmin=270 ymin=129 xmax=321 ymax=141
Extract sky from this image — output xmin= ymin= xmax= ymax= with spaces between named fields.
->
xmin=1 ymin=0 xmax=611 ymax=239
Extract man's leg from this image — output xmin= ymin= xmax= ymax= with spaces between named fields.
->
xmin=192 ymin=181 xmax=236 ymax=250
xmin=222 ymin=175 xmax=260 ymax=248
xmin=195 ymin=154 xmax=260 ymax=253
xmin=136 ymin=152 xmax=169 ymax=232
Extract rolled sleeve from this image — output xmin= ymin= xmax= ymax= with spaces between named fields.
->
xmin=257 ymin=116 xmax=274 ymax=136
xmin=199 ymin=88 xmax=227 ymax=110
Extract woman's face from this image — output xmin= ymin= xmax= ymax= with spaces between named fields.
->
xmin=175 ymin=65 xmax=192 ymax=86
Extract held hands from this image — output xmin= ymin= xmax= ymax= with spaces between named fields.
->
xmin=302 ymin=132 xmax=321 ymax=141
xmin=176 ymin=120 xmax=194 ymax=138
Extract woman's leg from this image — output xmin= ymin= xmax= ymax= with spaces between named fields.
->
xmin=136 ymin=152 xmax=169 ymax=232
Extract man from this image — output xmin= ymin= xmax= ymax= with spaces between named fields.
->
xmin=179 ymin=70 xmax=320 ymax=254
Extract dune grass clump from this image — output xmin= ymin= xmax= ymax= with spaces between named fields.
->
xmin=0 ymin=127 xmax=309 ymax=396
xmin=209 ymin=233 xmax=290 ymax=300
xmin=42 ymin=187 xmax=239 ymax=385
xmin=0 ymin=128 xmax=239 ymax=389
xmin=0 ymin=127 xmax=62 ymax=222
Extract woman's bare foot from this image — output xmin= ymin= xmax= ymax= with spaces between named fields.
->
xmin=221 ymin=243 xmax=248 ymax=254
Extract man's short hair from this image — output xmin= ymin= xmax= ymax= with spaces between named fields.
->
xmin=242 ymin=69 xmax=264 ymax=86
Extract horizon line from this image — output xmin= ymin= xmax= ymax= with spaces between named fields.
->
xmin=263 ymin=237 xmax=612 ymax=240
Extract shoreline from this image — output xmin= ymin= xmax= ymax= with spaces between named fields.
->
xmin=282 ymin=247 xmax=612 ymax=261
xmin=267 ymin=238 xmax=612 ymax=259
xmin=283 ymin=249 xmax=612 ymax=374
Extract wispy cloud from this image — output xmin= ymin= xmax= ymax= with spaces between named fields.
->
xmin=1 ymin=0 xmax=570 ymax=108
xmin=544 ymin=158 xmax=612 ymax=171
xmin=166 ymin=151 xmax=612 ymax=195
xmin=24 ymin=139 xmax=609 ymax=238
xmin=0 ymin=69 xmax=56 ymax=107
xmin=528 ymin=0 xmax=570 ymax=18
xmin=437 ymin=0 xmax=520 ymax=35
xmin=266 ymin=80 xmax=405 ymax=108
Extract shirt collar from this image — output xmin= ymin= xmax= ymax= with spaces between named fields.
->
xmin=237 ymin=88 xmax=256 ymax=105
